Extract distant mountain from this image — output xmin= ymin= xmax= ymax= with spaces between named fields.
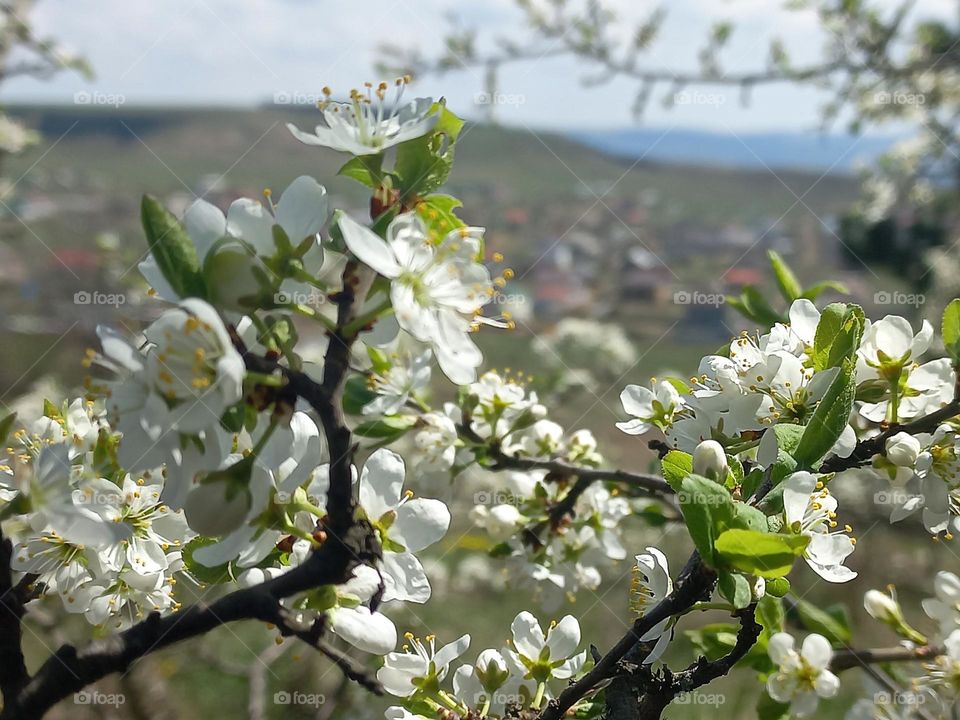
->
xmin=568 ymin=128 xmax=900 ymax=173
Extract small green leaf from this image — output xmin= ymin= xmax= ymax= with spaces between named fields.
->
xmin=354 ymin=415 xmax=418 ymax=441
xmin=943 ymin=299 xmax=960 ymax=364
xmin=394 ymin=104 xmax=465 ymax=199
xmin=768 ymin=250 xmax=802 ymax=302
xmin=788 ymin=595 xmax=851 ymax=644
xmin=793 ymin=361 xmax=855 ymax=469
xmin=0 ymin=412 xmax=17 ymax=447
xmin=685 ymin=622 xmax=739 ymax=661
xmin=812 ymin=303 xmax=864 ymax=371
xmin=677 ymin=475 xmax=735 ymax=566
xmin=757 ymin=595 xmax=785 ymax=635
xmin=141 ymin=194 xmax=206 ymax=299
xmin=343 ymin=376 xmax=379 ymax=416
xmin=660 ymin=450 xmax=693 ymax=491
xmin=766 ymin=577 xmax=791 ymax=597
xmin=799 ymin=280 xmax=847 ymax=301
xmin=714 ymin=529 xmax=808 ymax=578
xmin=730 ymin=503 xmax=769 ymax=533
xmin=337 ymin=154 xmax=384 ymax=188
xmin=416 ymin=193 xmax=466 ymax=238
xmin=728 ymin=286 xmax=785 ymax=327
xmin=757 ymin=692 xmax=791 ymax=720
xmin=718 ymin=570 xmax=752 ymax=609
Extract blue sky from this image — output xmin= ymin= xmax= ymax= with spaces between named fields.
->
xmin=3 ymin=0 xmax=954 ymax=132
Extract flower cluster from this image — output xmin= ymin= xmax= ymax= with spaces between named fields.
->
xmin=379 ymin=611 xmax=585 ymax=719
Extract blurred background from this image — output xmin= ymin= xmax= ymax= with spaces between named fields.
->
xmin=1 ymin=0 xmax=959 ymax=717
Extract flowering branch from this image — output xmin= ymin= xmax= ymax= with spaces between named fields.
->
xmin=821 ymin=396 xmax=960 ymax=473
xmin=624 ymin=607 xmax=762 ymax=720
xmin=538 ymin=553 xmax=717 ymax=720
xmin=0 ymin=524 xmax=379 ymax=720
xmin=457 ymin=422 xmax=672 ymax=496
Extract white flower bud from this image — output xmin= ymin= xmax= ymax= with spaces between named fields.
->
xmin=753 ymin=577 xmax=766 ymax=600
xmin=693 ymin=440 xmax=728 ymax=481
xmin=885 ymin=432 xmax=921 ymax=468
xmin=184 ymin=478 xmax=251 ymax=537
xmin=863 ymin=589 xmax=901 ymax=624
xmin=485 ymin=504 xmax=521 ymax=541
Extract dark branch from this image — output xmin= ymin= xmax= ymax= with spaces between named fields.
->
xmin=536 ymin=553 xmax=716 ymax=720
xmin=821 ymin=398 xmax=960 ymax=473
xmin=4 ymin=254 xmax=382 ymax=719
xmin=0 ymin=528 xmax=28 ymax=708
xmin=3 ymin=523 xmax=380 ymax=720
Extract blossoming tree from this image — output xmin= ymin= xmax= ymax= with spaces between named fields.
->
xmin=1 ymin=81 xmax=960 ymax=720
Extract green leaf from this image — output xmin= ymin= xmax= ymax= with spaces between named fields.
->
xmin=676 ymin=475 xmax=735 ymax=566
xmin=757 ymin=595 xmax=785 ymax=635
xmin=685 ymin=623 xmax=740 ymax=661
xmin=354 ymin=415 xmax=418 ymax=441
xmin=730 ymin=503 xmax=769 ymax=533
xmin=768 ymin=250 xmax=802 ymax=302
xmin=337 ymin=154 xmax=384 ymax=188
xmin=788 ymin=595 xmax=851 ymax=644
xmin=943 ymin=299 xmax=960 ymax=364
xmin=799 ymin=280 xmax=847 ymax=301
xmin=793 ymin=361 xmax=855 ymax=469
xmin=0 ymin=412 xmax=16 ymax=447
xmin=42 ymin=399 xmax=63 ymax=421
xmin=416 ymin=193 xmax=466 ymax=240
xmin=394 ymin=104 xmax=465 ymax=199
xmin=141 ymin=194 xmax=206 ymax=299
xmin=714 ymin=529 xmax=808 ymax=578
xmin=660 ymin=450 xmax=693 ymax=491
xmin=343 ymin=375 xmax=379 ymax=415
xmin=812 ymin=303 xmax=864 ymax=371
xmin=718 ymin=570 xmax=752 ymax=609
xmin=757 ymin=692 xmax=791 ymax=720
xmin=728 ymin=286 xmax=785 ymax=327
xmin=766 ymin=577 xmax=791 ymax=597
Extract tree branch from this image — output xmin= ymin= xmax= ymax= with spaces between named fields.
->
xmin=4 ymin=255 xmax=382 ymax=719
xmin=821 ymin=398 xmax=960 ymax=473
xmin=831 ymin=644 xmax=945 ymax=672
xmin=536 ymin=553 xmax=716 ymax=720
xmin=619 ymin=606 xmax=762 ymax=720
xmin=2 ymin=522 xmax=380 ymax=720
xmin=0 ymin=528 xmax=28 ymax=708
